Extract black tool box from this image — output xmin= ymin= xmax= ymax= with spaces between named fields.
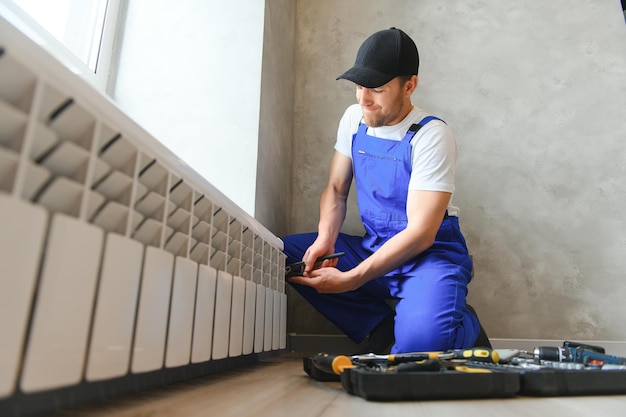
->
xmin=303 ymin=356 xmax=626 ymax=401
xmin=339 ymin=366 xmax=520 ymax=401
xmin=519 ymin=368 xmax=626 ymax=397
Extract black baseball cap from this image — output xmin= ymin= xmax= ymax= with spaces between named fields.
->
xmin=337 ymin=27 xmax=419 ymax=88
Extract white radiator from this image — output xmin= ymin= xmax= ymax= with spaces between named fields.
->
xmin=0 ymin=12 xmax=286 ymax=413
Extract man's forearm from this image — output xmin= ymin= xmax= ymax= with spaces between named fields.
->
xmin=346 ymin=190 xmax=451 ymax=288
xmin=316 ymin=186 xmax=347 ymax=245
xmin=348 ymin=226 xmax=434 ymax=287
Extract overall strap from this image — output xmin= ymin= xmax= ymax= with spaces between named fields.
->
xmin=406 ymin=116 xmax=445 ymax=138
xmin=356 ymin=122 xmax=368 ymax=136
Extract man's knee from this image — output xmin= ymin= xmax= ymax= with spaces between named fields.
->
xmin=393 ymin=308 xmax=480 ymax=353
xmin=393 ymin=317 xmax=454 ymax=352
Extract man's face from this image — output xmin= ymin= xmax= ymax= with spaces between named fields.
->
xmin=356 ymin=76 xmax=416 ymax=127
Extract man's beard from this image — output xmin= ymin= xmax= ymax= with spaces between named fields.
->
xmin=362 ymin=102 xmax=407 ymax=127
xmin=362 ymin=113 xmax=387 ymax=128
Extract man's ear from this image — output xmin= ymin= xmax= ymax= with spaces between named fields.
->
xmin=405 ymin=75 xmax=418 ymax=95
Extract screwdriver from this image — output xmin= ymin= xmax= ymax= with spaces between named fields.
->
xmin=312 ymin=353 xmax=354 ymax=375
xmin=446 ymin=348 xmax=500 ymax=363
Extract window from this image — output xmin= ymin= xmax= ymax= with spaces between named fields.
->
xmin=4 ymin=0 xmax=123 ymax=90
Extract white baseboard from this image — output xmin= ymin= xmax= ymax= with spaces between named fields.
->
xmin=491 ymin=338 xmax=626 ymax=357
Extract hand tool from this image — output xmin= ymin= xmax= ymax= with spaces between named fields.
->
xmin=285 ymin=252 xmax=345 ymax=277
xmin=533 ymin=344 xmax=626 ymax=366
xmin=446 ymin=348 xmax=500 ymax=363
xmin=313 ymin=350 xmax=498 ymax=376
xmin=385 ymin=359 xmax=498 ymax=374
xmin=311 ymin=353 xmax=354 ymax=375
xmin=563 ymin=341 xmax=605 ymax=354
xmin=370 ymin=354 xmax=500 ymax=374
xmin=351 ymin=351 xmax=451 ymax=365
xmin=393 ymin=359 xmax=442 ymax=373
xmin=314 ymin=351 xmax=452 ymax=375
xmin=352 ymin=348 xmax=499 ymax=366
xmin=448 ymin=365 xmax=493 ymax=373
xmin=494 ymin=349 xmax=523 ymax=363
xmin=392 ymin=359 xmax=494 ymax=374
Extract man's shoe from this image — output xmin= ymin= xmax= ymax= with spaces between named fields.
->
xmin=354 ymin=313 xmax=395 ymax=354
xmin=467 ymin=304 xmax=492 ymax=348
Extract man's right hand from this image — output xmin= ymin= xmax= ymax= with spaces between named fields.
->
xmin=301 ymin=239 xmax=338 ymax=275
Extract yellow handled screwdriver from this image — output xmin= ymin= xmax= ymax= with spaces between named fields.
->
xmin=446 ymin=348 xmax=500 ymax=363
xmin=312 ymin=353 xmax=354 ymax=375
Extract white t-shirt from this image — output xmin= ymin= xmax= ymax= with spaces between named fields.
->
xmin=335 ymin=104 xmax=460 ymax=216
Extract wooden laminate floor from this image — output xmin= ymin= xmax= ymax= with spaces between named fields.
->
xmin=55 ymin=355 xmax=626 ymax=417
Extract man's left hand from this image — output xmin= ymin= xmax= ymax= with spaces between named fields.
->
xmin=288 ymin=267 xmax=358 ymax=294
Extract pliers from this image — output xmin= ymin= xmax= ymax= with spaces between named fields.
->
xmin=285 ymin=252 xmax=345 ymax=278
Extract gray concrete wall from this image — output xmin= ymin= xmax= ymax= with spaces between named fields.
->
xmin=255 ymin=0 xmax=297 ymax=237
xmin=290 ymin=0 xmax=626 ymax=342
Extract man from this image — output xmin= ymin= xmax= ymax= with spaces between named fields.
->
xmin=284 ymin=27 xmax=487 ymax=354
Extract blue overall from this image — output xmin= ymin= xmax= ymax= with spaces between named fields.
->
xmin=284 ymin=117 xmax=479 ymax=353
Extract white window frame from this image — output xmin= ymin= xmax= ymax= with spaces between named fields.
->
xmin=0 ymin=0 xmax=124 ymax=92
xmin=94 ymin=0 xmax=122 ymax=91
